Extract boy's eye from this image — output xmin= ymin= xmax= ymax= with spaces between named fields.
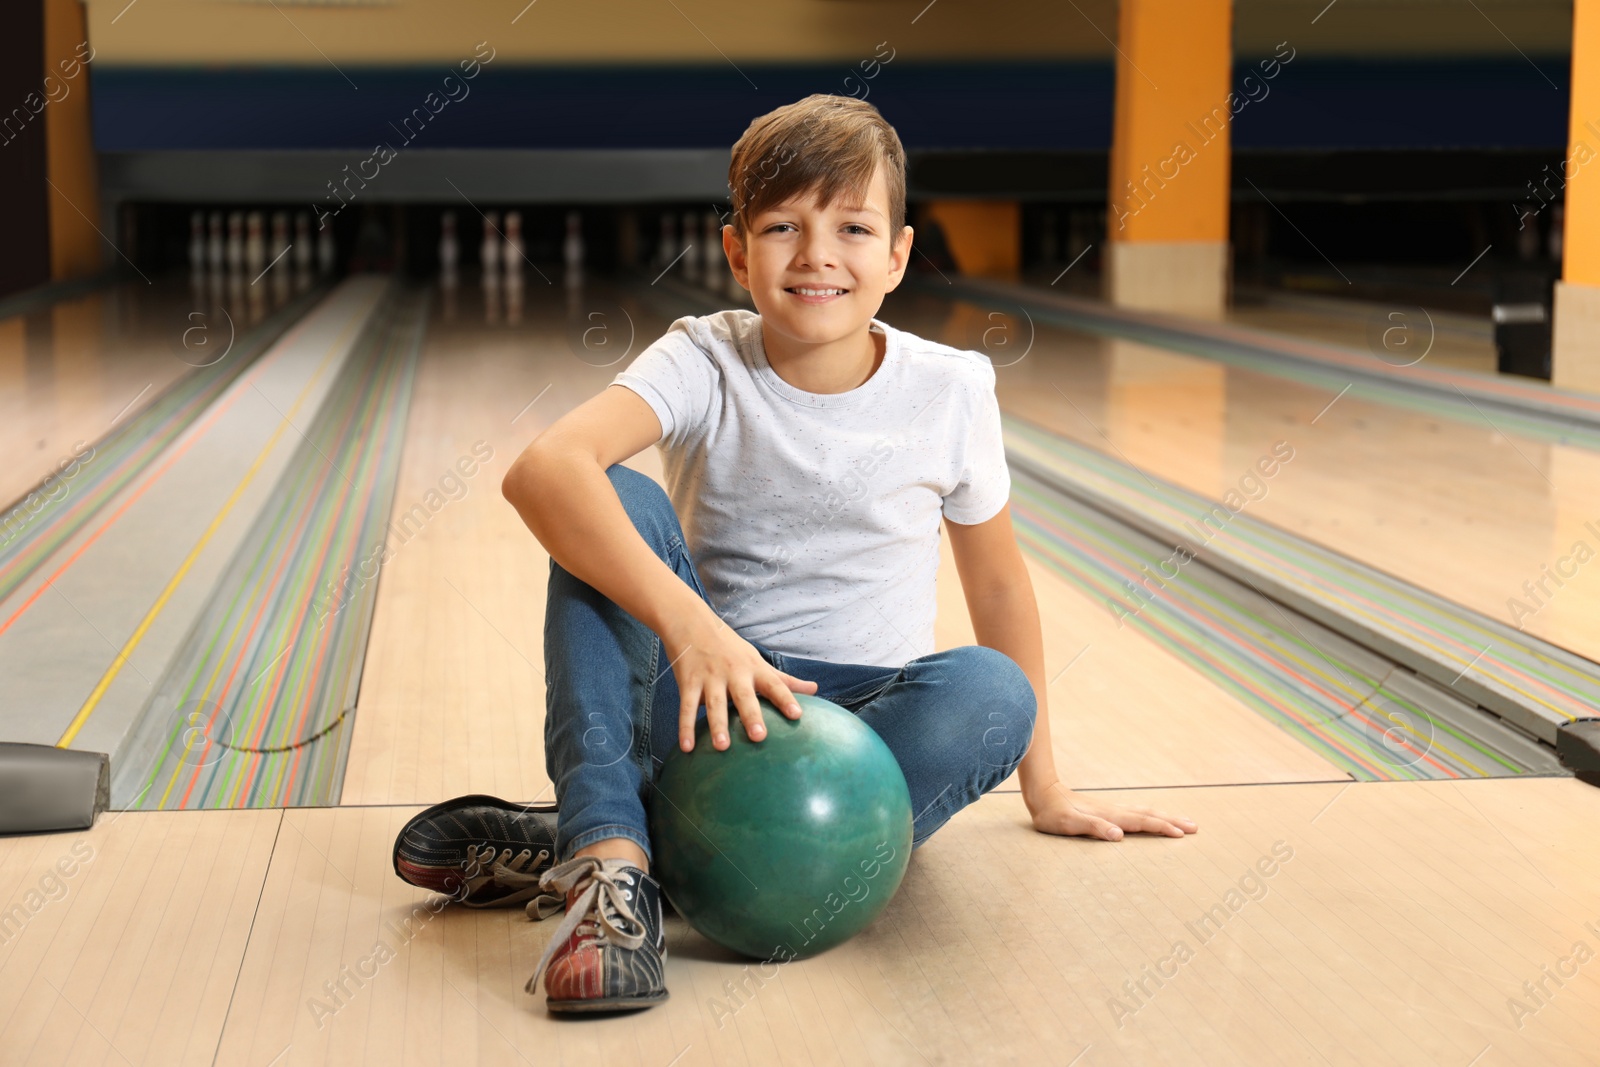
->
xmin=843 ymin=224 xmax=872 ymax=235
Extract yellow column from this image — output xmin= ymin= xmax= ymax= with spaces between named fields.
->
xmin=1104 ymin=0 xmax=1233 ymax=318
xmin=45 ymin=0 xmax=101 ymax=281
xmin=1553 ymin=0 xmax=1600 ymax=393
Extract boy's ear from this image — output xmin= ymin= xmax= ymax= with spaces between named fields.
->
xmin=883 ymin=224 xmax=914 ymax=293
xmin=723 ymin=224 xmax=751 ymax=291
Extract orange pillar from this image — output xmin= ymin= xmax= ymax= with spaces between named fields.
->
xmin=44 ymin=0 xmax=101 ymax=281
xmin=1553 ymin=0 xmax=1600 ymax=393
xmin=1104 ymin=0 xmax=1233 ymax=318
xmin=923 ymin=200 xmax=1020 ymax=279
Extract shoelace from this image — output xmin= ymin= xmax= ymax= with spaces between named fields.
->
xmin=459 ymin=844 xmax=552 ymax=906
xmin=524 ymin=856 xmax=648 ymax=994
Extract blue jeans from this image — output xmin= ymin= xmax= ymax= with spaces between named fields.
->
xmin=542 ymin=464 xmax=1038 ymax=865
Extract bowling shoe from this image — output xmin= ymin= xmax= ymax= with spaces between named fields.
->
xmin=392 ymin=794 xmax=558 ymax=907
xmin=525 ymin=855 xmax=670 ymax=1012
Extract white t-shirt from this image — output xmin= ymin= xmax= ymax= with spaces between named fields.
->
xmin=613 ymin=309 xmax=1010 ymax=668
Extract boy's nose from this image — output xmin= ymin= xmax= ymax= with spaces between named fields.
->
xmin=795 ymin=237 xmax=838 ymax=272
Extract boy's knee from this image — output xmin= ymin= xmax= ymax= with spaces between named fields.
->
xmin=917 ymin=646 xmax=1035 ymax=768
xmin=604 ymin=464 xmax=678 ymax=546
xmin=945 ymin=645 xmax=1037 ymax=724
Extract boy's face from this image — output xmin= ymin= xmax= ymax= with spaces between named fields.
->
xmin=724 ymin=162 xmax=913 ymax=348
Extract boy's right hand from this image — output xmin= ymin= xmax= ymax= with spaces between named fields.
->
xmin=661 ymin=607 xmax=817 ymax=753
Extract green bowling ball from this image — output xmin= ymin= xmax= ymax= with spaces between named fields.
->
xmin=647 ymin=693 xmax=913 ymax=962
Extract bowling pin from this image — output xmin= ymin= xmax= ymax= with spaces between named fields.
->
xmin=438 ymin=210 xmax=460 ymax=273
xmin=267 ymin=212 xmax=288 ymax=302
xmin=293 ymin=213 xmax=313 ymax=270
xmin=316 ymin=222 xmax=336 ymax=275
xmin=245 ymin=211 xmax=266 ymax=276
xmin=207 ymin=211 xmax=225 ymax=272
xmin=226 ymin=211 xmax=245 ymax=272
xmin=188 ymin=211 xmax=206 ymax=276
xmin=564 ymin=210 xmax=584 ymax=280
xmin=481 ymin=211 xmax=501 ymax=276
xmin=503 ymin=211 xmax=524 ymax=278
xmin=248 ymin=272 xmax=266 ymax=323
xmin=270 ymin=211 xmax=290 ymax=271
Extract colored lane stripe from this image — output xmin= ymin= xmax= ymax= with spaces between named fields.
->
xmin=56 ymin=291 xmax=374 ymax=749
xmin=117 ymin=291 xmax=424 ymax=808
xmin=155 ymin=299 xmax=418 ymax=807
xmin=1009 ymin=475 xmax=1538 ymax=781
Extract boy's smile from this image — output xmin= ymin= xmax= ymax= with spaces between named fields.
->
xmin=784 ymin=285 xmax=849 ymax=305
xmin=724 ymin=162 xmax=913 ymax=394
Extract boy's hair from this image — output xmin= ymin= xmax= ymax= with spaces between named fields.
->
xmin=727 ymin=93 xmax=907 ymax=244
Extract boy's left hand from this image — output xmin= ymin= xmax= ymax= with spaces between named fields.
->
xmin=1027 ymin=782 xmax=1197 ymax=841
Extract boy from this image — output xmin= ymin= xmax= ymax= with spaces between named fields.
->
xmin=394 ymin=94 xmax=1196 ymax=1013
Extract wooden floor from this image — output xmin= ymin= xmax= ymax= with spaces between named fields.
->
xmin=3 ymin=777 xmax=1598 ymax=1066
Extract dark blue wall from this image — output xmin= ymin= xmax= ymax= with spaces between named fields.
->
xmin=1228 ymin=58 xmax=1570 ymax=150
xmin=91 ymin=57 xmax=1568 ymax=154
xmin=91 ymin=63 xmax=1114 ymax=151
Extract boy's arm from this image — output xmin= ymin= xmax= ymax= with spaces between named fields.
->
xmin=945 ymin=504 xmax=1197 ymax=841
xmin=502 ymin=385 xmax=703 ymax=640
xmin=501 ymin=384 xmax=815 ymax=753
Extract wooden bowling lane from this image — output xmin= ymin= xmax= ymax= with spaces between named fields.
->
xmin=342 ymin=281 xmax=1350 ymax=807
xmin=341 ymin=278 xmax=655 ymax=806
xmin=4 ymin=776 xmax=1581 ymax=1065
xmin=882 ymin=288 xmax=1600 ymax=666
